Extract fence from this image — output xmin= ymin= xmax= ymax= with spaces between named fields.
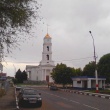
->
xmin=0 ymin=81 xmax=10 ymax=93
xmin=23 ymin=80 xmax=47 ymax=85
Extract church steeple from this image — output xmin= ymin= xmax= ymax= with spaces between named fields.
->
xmin=45 ymin=33 xmax=51 ymax=38
xmin=45 ymin=24 xmax=51 ymax=38
xmin=40 ymin=33 xmax=54 ymax=66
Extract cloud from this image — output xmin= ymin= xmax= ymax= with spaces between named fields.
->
xmin=3 ymin=0 xmax=110 ymax=76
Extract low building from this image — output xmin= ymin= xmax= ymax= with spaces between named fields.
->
xmin=72 ymin=76 xmax=106 ymax=90
xmin=0 ymin=73 xmax=7 ymax=81
xmin=0 ymin=73 xmax=6 ymax=77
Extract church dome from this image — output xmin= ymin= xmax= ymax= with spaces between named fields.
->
xmin=45 ymin=33 xmax=51 ymax=38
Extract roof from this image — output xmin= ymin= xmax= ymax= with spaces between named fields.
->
xmin=26 ymin=65 xmax=38 ymax=70
xmin=72 ymin=76 xmax=106 ymax=79
xmin=71 ymin=76 xmax=106 ymax=80
xmin=45 ymin=33 xmax=51 ymax=38
xmin=39 ymin=64 xmax=55 ymax=67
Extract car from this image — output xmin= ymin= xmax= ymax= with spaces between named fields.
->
xmin=50 ymin=85 xmax=58 ymax=90
xmin=18 ymin=88 xmax=42 ymax=107
xmin=16 ymin=86 xmax=22 ymax=91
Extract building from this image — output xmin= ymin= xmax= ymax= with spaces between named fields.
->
xmin=26 ymin=33 xmax=55 ymax=82
xmin=72 ymin=76 xmax=106 ymax=90
xmin=0 ymin=73 xmax=7 ymax=81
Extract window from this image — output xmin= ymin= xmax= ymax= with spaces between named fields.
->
xmin=77 ymin=81 xmax=81 ymax=83
xmin=47 ymin=46 xmax=49 ymax=51
xmin=36 ymin=76 xmax=38 ymax=81
xmin=47 ymin=55 xmax=49 ymax=60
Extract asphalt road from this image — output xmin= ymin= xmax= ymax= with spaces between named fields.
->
xmin=20 ymin=87 xmax=110 ymax=110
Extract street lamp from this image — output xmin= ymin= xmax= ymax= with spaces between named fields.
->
xmin=89 ymin=31 xmax=99 ymax=93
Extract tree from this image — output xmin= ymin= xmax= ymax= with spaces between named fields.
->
xmin=22 ymin=70 xmax=27 ymax=81
xmin=15 ymin=69 xmax=28 ymax=83
xmin=98 ymin=53 xmax=110 ymax=83
xmin=75 ymin=68 xmax=83 ymax=76
xmin=15 ymin=69 xmax=22 ymax=83
xmin=83 ymin=61 xmax=95 ymax=76
xmin=0 ymin=0 xmax=40 ymax=60
xmin=51 ymin=63 xmax=74 ymax=87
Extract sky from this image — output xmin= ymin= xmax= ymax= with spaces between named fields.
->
xmin=2 ymin=0 xmax=110 ymax=77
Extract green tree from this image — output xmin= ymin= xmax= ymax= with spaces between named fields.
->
xmin=98 ymin=53 xmax=110 ymax=83
xmin=0 ymin=0 xmax=40 ymax=58
xmin=83 ymin=61 xmax=95 ymax=76
xmin=15 ymin=69 xmax=28 ymax=83
xmin=51 ymin=63 xmax=74 ymax=87
xmin=15 ymin=69 xmax=22 ymax=83
xmin=22 ymin=70 xmax=27 ymax=81
xmin=75 ymin=68 xmax=83 ymax=76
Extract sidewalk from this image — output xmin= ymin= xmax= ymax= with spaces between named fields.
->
xmin=0 ymin=87 xmax=16 ymax=110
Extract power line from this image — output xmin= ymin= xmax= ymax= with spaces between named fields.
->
xmin=2 ymin=56 xmax=93 ymax=64
xmin=55 ymin=56 xmax=93 ymax=62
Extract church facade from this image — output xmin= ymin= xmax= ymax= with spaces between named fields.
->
xmin=26 ymin=33 xmax=55 ymax=82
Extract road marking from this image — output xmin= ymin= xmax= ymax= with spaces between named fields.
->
xmin=38 ymin=90 xmax=100 ymax=110
xmin=95 ymin=95 xmax=99 ymax=97
xmin=89 ymin=94 xmax=92 ymax=96
xmin=39 ymin=90 xmax=80 ymax=105
xmin=101 ymin=96 xmax=105 ymax=98
xmin=69 ymin=100 xmax=80 ymax=104
xmin=83 ymin=104 xmax=99 ymax=110
xmin=57 ymin=102 xmax=73 ymax=108
xmin=60 ymin=97 xmax=68 ymax=100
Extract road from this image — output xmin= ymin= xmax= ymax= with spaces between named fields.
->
xmin=20 ymin=87 xmax=110 ymax=110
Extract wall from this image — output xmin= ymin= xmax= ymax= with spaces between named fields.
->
xmin=73 ymin=80 xmax=82 ymax=88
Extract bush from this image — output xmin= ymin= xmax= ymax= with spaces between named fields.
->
xmin=0 ymin=89 xmax=6 ymax=97
xmin=12 ymin=78 xmax=18 ymax=84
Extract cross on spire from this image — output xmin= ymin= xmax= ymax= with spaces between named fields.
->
xmin=47 ymin=24 xmax=49 ymax=34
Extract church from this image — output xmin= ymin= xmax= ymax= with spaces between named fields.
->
xmin=26 ymin=33 xmax=55 ymax=83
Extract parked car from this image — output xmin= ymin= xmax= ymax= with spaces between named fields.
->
xmin=16 ymin=86 xmax=22 ymax=91
xmin=18 ymin=88 xmax=42 ymax=107
xmin=50 ymin=85 xmax=58 ymax=90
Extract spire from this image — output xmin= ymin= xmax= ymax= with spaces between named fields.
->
xmin=47 ymin=24 xmax=49 ymax=33
xmin=45 ymin=24 xmax=51 ymax=38
xmin=45 ymin=33 xmax=51 ymax=38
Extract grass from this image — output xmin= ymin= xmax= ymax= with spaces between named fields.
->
xmin=88 ymin=89 xmax=110 ymax=94
xmin=0 ymin=89 xmax=6 ymax=97
xmin=15 ymin=83 xmax=48 ymax=86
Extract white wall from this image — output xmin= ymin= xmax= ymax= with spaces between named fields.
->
xmin=72 ymin=78 xmax=106 ymax=89
xmin=87 ymin=79 xmax=91 ymax=88
xmin=37 ymin=69 xmax=42 ymax=81
xmin=30 ymin=68 xmax=37 ymax=81
xmin=73 ymin=81 xmax=82 ymax=88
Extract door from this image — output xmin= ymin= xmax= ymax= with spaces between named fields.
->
xmin=84 ymin=81 xmax=87 ymax=89
xmin=46 ymin=75 xmax=49 ymax=82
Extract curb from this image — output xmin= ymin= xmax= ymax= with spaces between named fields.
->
xmin=14 ymin=86 xmax=20 ymax=109
xmin=60 ymin=89 xmax=110 ymax=99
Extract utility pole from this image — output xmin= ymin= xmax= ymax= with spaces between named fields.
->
xmin=0 ymin=38 xmax=3 ymax=73
xmin=89 ymin=31 xmax=99 ymax=93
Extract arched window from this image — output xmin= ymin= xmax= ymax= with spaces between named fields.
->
xmin=47 ymin=55 xmax=49 ymax=60
xmin=47 ymin=46 xmax=49 ymax=51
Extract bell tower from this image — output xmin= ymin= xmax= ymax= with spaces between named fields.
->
xmin=40 ymin=33 xmax=54 ymax=66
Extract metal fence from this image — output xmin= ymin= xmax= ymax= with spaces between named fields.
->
xmin=0 ymin=80 xmax=10 ymax=92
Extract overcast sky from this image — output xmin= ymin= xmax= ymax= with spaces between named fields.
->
xmin=2 ymin=0 xmax=110 ymax=76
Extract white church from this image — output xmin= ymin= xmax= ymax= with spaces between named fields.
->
xmin=26 ymin=33 xmax=55 ymax=83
